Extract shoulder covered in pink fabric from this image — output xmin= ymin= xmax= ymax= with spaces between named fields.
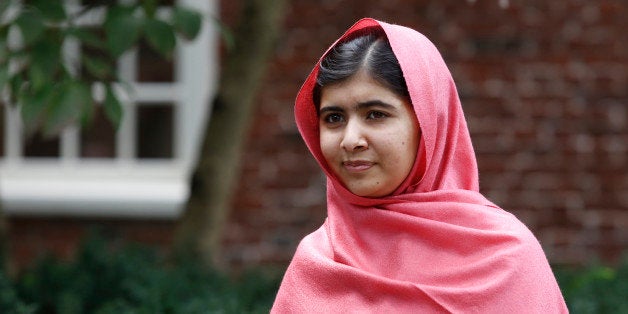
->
xmin=273 ymin=18 xmax=568 ymax=313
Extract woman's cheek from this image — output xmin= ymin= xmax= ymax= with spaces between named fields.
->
xmin=319 ymin=133 xmax=338 ymax=164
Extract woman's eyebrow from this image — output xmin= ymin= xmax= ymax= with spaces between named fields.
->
xmin=319 ymin=100 xmax=396 ymax=115
xmin=356 ymin=100 xmax=397 ymax=111
xmin=319 ymin=106 xmax=344 ymax=114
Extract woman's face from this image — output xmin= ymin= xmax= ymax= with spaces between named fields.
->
xmin=319 ymin=71 xmax=420 ymax=197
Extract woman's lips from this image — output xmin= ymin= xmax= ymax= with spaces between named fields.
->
xmin=342 ymin=160 xmax=374 ymax=172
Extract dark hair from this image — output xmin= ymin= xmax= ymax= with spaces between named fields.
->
xmin=313 ymin=30 xmax=409 ymax=108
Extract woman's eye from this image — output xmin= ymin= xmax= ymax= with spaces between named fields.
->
xmin=366 ymin=111 xmax=388 ymax=120
xmin=323 ymin=113 xmax=344 ymax=124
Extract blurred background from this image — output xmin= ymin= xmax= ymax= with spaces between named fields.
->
xmin=0 ymin=0 xmax=627 ymax=312
xmin=223 ymin=0 xmax=628 ymax=268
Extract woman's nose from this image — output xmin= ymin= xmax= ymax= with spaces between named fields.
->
xmin=340 ymin=120 xmax=368 ymax=152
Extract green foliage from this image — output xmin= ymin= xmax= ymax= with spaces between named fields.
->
xmin=1 ymin=236 xmax=627 ymax=313
xmin=145 ymin=19 xmax=176 ymax=58
xmin=0 ymin=0 xmax=203 ymax=135
xmin=15 ymin=8 xmax=45 ymax=46
xmin=1 ymin=235 xmax=280 ymax=313
xmin=0 ymin=272 xmax=37 ymax=313
xmin=103 ymin=5 xmax=144 ymax=58
xmin=103 ymin=85 xmax=122 ymax=129
xmin=173 ymin=7 xmax=203 ymax=40
xmin=555 ymin=259 xmax=628 ymax=314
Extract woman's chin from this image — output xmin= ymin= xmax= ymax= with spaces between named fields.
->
xmin=346 ymin=184 xmax=392 ymax=198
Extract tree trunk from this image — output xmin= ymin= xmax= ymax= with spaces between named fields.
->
xmin=174 ymin=0 xmax=287 ymax=268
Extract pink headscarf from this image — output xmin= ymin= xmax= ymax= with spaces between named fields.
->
xmin=272 ymin=18 xmax=567 ymax=313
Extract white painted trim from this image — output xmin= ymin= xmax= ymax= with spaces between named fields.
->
xmin=0 ymin=161 xmax=188 ymax=219
xmin=134 ymin=83 xmax=179 ymax=103
xmin=4 ymin=106 xmax=20 ymax=160
xmin=179 ymin=0 xmax=218 ymax=170
xmin=1 ymin=177 xmax=187 ymax=219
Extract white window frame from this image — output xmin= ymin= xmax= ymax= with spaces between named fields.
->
xmin=0 ymin=0 xmax=218 ymax=219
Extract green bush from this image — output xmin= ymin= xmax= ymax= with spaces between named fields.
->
xmin=2 ymin=236 xmax=627 ymax=313
xmin=1 ymin=236 xmax=280 ymax=314
xmin=555 ymin=258 xmax=628 ymax=314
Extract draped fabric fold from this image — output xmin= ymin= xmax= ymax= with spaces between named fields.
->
xmin=272 ymin=18 xmax=567 ymax=313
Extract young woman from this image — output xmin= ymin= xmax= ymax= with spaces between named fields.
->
xmin=272 ymin=18 xmax=567 ymax=313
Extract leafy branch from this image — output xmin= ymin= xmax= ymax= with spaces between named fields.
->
xmin=0 ymin=0 xmax=202 ymax=136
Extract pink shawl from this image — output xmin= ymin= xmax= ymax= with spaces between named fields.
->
xmin=272 ymin=18 xmax=567 ymax=313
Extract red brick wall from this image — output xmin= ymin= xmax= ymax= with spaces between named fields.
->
xmin=9 ymin=0 xmax=627 ymax=269
xmin=8 ymin=218 xmax=175 ymax=269
xmin=223 ymin=0 xmax=628 ymax=267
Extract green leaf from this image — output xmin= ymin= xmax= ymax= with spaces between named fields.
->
xmin=32 ymin=0 xmax=66 ymax=22
xmin=0 ymin=25 xmax=9 ymax=57
xmin=8 ymin=71 xmax=24 ymax=104
xmin=104 ymin=5 xmax=143 ymax=57
xmin=0 ymin=1 xmax=11 ymax=19
xmin=68 ymin=28 xmax=105 ymax=49
xmin=104 ymin=84 xmax=123 ymax=129
xmin=82 ymin=55 xmax=111 ymax=80
xmin=0 ymin=65 xmax=8 ymax=91
xmin=142 ymin=0 xmax=159 ymax=18
xmin=16 ymin=9 xmax=45 ymax=45
xmin=43 ymin=80 xmax=92 ymax=135
xmin=144 ymin=18 xmax=176 ymax=58
xmin=0 ymin=35 xmax=7 ymax=63
xmin=173 ymin=6 xmax=202 ymax=40
xmin=211 ymin=16 xmax=235 ymax=51
xmin=19 ymin=85 xmax=54 ymax=132
xmin=29 ymin=39 xmax=62 ymax=89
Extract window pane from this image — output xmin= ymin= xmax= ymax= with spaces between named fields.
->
xmin=137 ymin=104 xmax=173 ymax=158
xmin=81 ymin=106 xmax=116 ymax=158
xmin=138 ymin=39 xmax=174 ymax=82
xmin=24 ymin=132 xmax=60 ymax=157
